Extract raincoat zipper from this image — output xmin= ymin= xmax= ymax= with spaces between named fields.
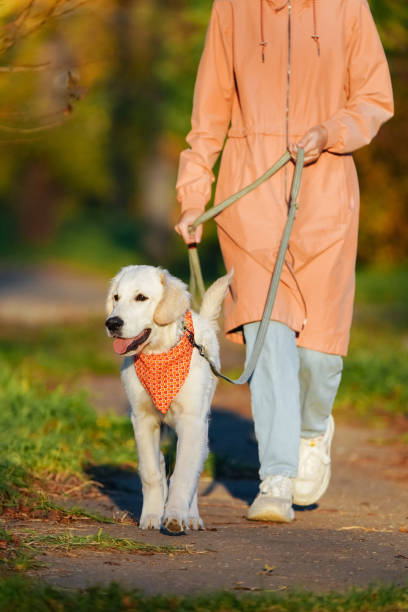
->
xmin=284 ymin=0 xmax=308 ymax=330
xmin=284 ymin=0 xmax=292 ymax=203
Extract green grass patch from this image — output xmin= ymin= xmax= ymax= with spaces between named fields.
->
xmin=355 ymin=265 xmax=408 ymax=307
xmin=47 ymin=503 xmax=116 ymax=524
xmin=0 ymin=357 xmax=136 ymax=513
xmin=337 ymin=326 xmax=408 ymax=420
xmin=0 ymin=578 xmax=406 ymax=611
xmin=0 ymin=526 xmax=188 ymax=576
xmin=0 ymin=319 xmax=117 ymax=382
xmin=335 ymin=265 xmax=408 ymax=422
xmin=19 ymin=527 xmax=187 ymax=556
xmin=0 ymin=528 xmax=36 ymax=573
xmin=0 ymin=214 xmax=145 ymax=279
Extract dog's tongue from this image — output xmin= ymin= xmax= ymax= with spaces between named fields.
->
xmin=112 ymin=329 xmax=151 ymax=355
xmin=113 ymin=338 xmax=134 ymax=355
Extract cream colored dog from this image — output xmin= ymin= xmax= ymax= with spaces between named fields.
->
xmin=105 ymin=265 xmax=231 ymax=533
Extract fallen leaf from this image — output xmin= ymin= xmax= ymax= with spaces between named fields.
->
xmin=399 ymin=526 xmax=408 ymax=533
xmin=337 ymin=526 xmax=393 ymax=533
xmin=264 ymin=563 xmax=276 ymax=571
xmin=122 ymin=595 xmax=133 ymax=609
xmin=257 ymin=563 xmax=277 ymax=575
xmin=233 ymin=586 xmax=260 ymax=591
xmin=264 ymin=586 xmax=288 ymax=592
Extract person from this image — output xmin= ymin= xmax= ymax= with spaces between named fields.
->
xmin=175 ymin=0 xmax=393 ymax=522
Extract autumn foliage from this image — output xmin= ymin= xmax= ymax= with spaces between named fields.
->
xmin=0 ymin=0 xmax=406 ymax=267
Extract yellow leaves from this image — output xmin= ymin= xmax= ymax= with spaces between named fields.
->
xmin=257 ymin=563 xmax=276 ymax=576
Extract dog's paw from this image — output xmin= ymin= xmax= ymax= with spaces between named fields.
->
xmin=188 ymin=515 xmax=205 ymax=531
xmin=139 ymin=513 xmax=162 ymax=530
xmin=163 ymin=509 xmax=188 ymax=534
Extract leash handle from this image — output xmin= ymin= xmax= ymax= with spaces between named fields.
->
xmin=188 ymin=244 xmax=205 ymax=310
xmin=187 ymin=148 xmax=305 ymax=385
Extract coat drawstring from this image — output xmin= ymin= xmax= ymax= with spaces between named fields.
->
xmin=259 ymin=0 xmax=321 ymax=62
xmin=259 ymin=0 xmax=267 ymax=63
xmin=311 ymin=0 xmax=321 ymax=56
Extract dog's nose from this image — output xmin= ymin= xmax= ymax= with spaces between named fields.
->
xmin=105 ymin=316 xmax=124 ymax=333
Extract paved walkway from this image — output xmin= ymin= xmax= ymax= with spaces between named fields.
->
xmin=23 ymin=406 xmax=408 ymax=594
xmin=0 ymin=263 xmax=108 ymax=324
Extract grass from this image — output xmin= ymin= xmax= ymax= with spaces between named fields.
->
xmin=0 ymin=528 xmax=36 ymax=573
xmin=335 ymin=265 xmax=408 ymax=422
xmin=0 ymin=356 xmax=137 ymax=513
xmin=0 ymin=319 xmax=117 ymax=383
xmin=17 ymin=527 xmax=188 ymax=556
xmin=0 ymin=578 xmax=406 ymax=611
xmin=0 ymin=526 xmax=190 ymax=574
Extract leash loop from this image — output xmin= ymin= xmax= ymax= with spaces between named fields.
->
xmin=187 ymin=149 xmax=305 ymax=384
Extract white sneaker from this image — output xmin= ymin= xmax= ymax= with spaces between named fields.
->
xmin=293 ymin=415 xmax=335 ymax=506
xmin=247 ymin=475 xmax=294 ymax=523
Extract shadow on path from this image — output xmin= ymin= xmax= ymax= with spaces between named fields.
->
xmin=86 ymin=407 xmax=260 ymax=521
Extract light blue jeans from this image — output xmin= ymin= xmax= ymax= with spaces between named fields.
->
xmin=243 ymin=321 xmax=343 ymax=480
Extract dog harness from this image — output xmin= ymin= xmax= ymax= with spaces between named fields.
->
xmin=134 ymin=310 xmax=195 ymax=414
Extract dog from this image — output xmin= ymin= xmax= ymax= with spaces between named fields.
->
xmin=105 ymin=265 xmax=231 ymax=533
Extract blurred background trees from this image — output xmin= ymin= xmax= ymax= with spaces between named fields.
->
xmin=0 ymin=0 xmax=406 ymax=277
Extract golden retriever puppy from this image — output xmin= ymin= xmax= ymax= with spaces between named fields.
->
xmin=105 ymin=265 xmax=231 ymax=533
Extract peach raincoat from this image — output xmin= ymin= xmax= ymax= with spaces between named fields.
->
xmin=176 ymin=0 xmax=393 ymax=355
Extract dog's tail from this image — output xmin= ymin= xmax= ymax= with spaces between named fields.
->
xmin=199 ymin=269 xmax=233 ymax=331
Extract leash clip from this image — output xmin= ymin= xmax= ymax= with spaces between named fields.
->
xmin=184 ymin=324 xmax=206 ymax=357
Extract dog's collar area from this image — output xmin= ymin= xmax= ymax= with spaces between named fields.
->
xmin=183 ymin=323 xmax=206 ymax=358
xmin=183 ymin=320 xmax=221 ymax=379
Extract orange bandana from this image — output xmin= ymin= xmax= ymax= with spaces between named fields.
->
xmin=134 ymin=310 xmax=194 ymax=415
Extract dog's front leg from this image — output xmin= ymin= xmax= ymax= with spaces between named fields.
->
xmin=188 ymin=489 xmax=204 ymax=531
xmin=163 ymin=413 xmax=208 ymax=533
xmin=131 ymin=411 xmax=165 ymax=530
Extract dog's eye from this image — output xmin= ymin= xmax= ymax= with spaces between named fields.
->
xmin=135 ymin=294 xmax=148 ymax=302
xmin=113 ymin=294 xmax=119 ymax=302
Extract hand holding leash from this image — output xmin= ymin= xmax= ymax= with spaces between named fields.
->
xmin=174 ymin=208 xmax=203 ymax=245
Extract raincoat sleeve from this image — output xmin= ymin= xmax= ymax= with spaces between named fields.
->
xmin=176 ymin=0 xmax=234 ymax=213
xmin=322 ymin=0 xmax=393 ymax=154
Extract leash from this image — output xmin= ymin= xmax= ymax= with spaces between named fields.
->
xmin=186 ymin=148 xmax=304 ymax=385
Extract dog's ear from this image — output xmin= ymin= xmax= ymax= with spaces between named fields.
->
xmin=106 ymin=277 xmax=119 ymax=316
xmin=154 ymin=270 xmax=190 ymax=326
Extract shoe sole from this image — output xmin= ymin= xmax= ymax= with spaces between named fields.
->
xmin=293 ymin=416 xmax=335 ymax=506
xmin=247 ymin=507 xmax=295 ymax=523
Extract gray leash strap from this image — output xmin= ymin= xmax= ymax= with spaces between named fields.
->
xmin=189 ymin=148 xmax=304 ymax=385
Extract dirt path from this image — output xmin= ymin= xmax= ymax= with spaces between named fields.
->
xmin=2 ymin=264 xmax=408 ymax=594
xmin=14 ymin=383 xmax=408 ymax=595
